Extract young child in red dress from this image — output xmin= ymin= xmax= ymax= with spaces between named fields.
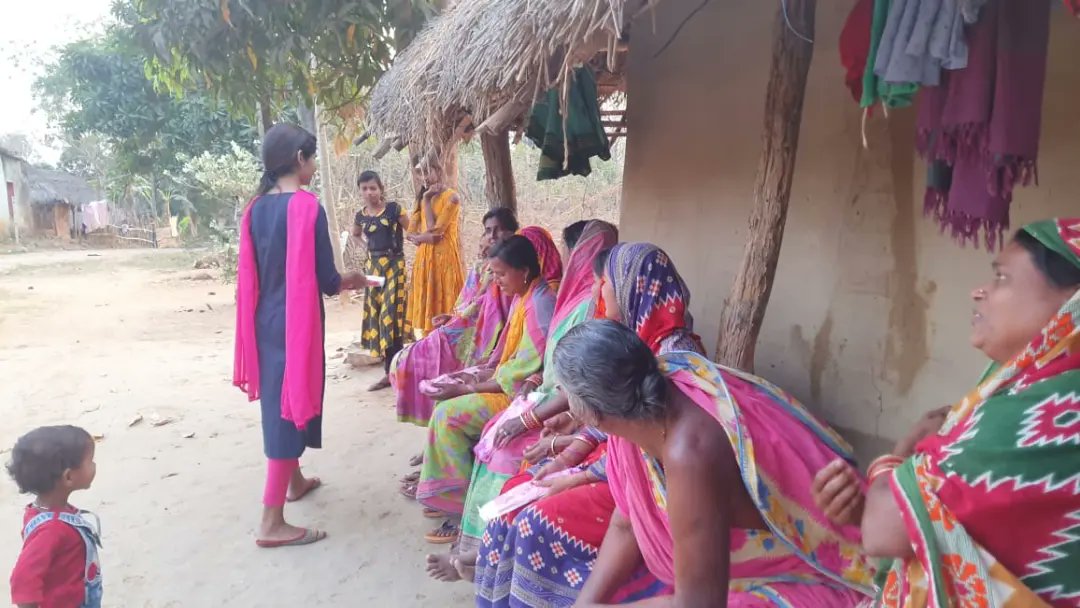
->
xmin=7 ymin=426 xmax=102 ymax=608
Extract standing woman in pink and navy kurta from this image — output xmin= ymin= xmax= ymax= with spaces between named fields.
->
xmin=233 ymin=124 xmax=369 ymax=548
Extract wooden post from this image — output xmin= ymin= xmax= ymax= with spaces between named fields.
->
xmin=715 ymin=0 xmax=816 ymax=371
xmin=306 ymin=101 xmax=344 ymax=268
xmin=442 ymin=143 xmax=460 ymax=190
xmin=480 ymin=129 xmax=517 ymax=211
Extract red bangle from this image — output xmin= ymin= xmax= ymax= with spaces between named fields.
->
xmin=867 ymin=455 xmax=903 ymax=484
xmin=520 ymin=408 xmax=542 ymax=431
xmin=573 ymin=433 xmax=598 ymax=449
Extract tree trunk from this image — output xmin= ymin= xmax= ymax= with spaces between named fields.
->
xmin=258 ymin=99 xmax=273 ymax=137
xmin=714 ymin=0 xmax=816 ymax=372
xmin=480 ymin=129 xmax=517 ymax=211
xmin=308 ymin=101 xmax=343 ymax=268
xmin=442 ymin=143 xmax=460 ymax=190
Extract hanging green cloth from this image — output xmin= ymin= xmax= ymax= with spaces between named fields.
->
xmin=860 ymin=0 xmax=918 ymax=110
xmin=525 ymin=67 xmax=611 ymax=181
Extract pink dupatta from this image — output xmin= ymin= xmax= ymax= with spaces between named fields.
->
xmin=233 ymin=190 xmax=325 ymax=430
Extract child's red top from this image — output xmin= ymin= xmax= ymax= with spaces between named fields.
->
xmin=9 ymin=505 xmax=92 ymax=608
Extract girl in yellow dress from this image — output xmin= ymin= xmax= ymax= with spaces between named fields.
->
xmin=406 ymin=166 xmax=464 ymax=338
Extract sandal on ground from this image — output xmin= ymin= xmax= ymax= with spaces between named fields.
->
xmin=408 ymin=452 xmax=424 ymax=467
xmin=399 ymin=470 xmax=420 ymax=484
xmin=286 ymin=477 xmax=322 ymax=502
xmin=256 ymin=528 xmax=327 ymax=548
xmin=400 ymin=482 xmax=417 ymax=499
xmin=425 ymin=520 xmax=460 ymax=544
xmin=422 ymin=507 xmax=445 ymax=519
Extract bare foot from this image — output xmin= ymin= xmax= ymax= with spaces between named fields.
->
xmin=287 ymin=476 xmax=321 ymax=502
xmin=409 ymin=452 xmax=424 ymax=467
xmin=453 ymin=553 xmax=477 ymax=583
xmin=258 ymin=522 xmax=312 ymax=544
xmin=426 ymin=553 xmax=461 ymax=582
xmin=368 ymin=376 xmax=392 ymax=391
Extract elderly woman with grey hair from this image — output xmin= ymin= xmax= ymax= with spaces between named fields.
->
xmin=553 ymin=320 xmax=875 ymax=607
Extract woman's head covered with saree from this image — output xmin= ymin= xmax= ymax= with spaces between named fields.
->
xmin=599 ymin=242 xmax=702 ymax=354
xmin=881 ymin=218 xmax=1080 ymax=607
xmin=553 ymin=220 xmax=618 ymax=329
xmin=518 ymin=226 xmax=563 ymax=289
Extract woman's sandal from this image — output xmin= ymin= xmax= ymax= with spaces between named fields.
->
xmin=425 ymin=520 xmax=460 ymax=544
xmin=400 ymin=482 xmax=417 ymax=499
xmin=255 ymin=528 xmax=327 ymax=548
xmin=408 ymin=453 xmax=424 ymax=467
xmin=422 ymin=507 xmax=444 ymax=519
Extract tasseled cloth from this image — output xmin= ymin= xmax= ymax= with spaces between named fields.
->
xmin=915 ymin=0 xmax=1051 ymax=249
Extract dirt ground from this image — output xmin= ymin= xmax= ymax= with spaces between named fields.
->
xmin=0 ymin=248 xmax=473 ymax=607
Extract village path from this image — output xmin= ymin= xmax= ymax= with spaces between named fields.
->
xmin=0 ymin=248 xmax=473 ymax=607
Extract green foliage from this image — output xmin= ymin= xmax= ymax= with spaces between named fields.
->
xmin=36 ymin=30 xmax=255 ymax=174
xmin=35 ymin=28 xmax=256 ymax=219
xmin=120 ymin=0 xmax=436 ymax=120
xmin=177 ymin=142 xmax=260 ymax=223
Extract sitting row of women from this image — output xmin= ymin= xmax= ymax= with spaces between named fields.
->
xmin=391 ymin=209 xmax=1080 ymax=607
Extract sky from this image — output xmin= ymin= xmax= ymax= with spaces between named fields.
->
xmin=0 ymin=0 xmax=114 ymax=163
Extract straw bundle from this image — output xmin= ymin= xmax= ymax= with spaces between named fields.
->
xmin=366 ymin=0 xmax=663 ymax=163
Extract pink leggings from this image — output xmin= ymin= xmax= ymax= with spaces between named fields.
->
xmin=264 ymin=458 xmax=299 ymax=507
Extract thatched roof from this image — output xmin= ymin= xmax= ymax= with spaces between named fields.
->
xmin=26 ymin=166 xmax=99 ymax=207
xmin=0 ymin=145 xmax=25 ymax=161
xmin=366 ymin=0 xmax=659 ymax=163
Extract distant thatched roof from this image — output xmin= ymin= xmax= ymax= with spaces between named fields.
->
xmin=26 ymin=166 xmax=99 ymax=207
xmin=0 ymin=145 xmax=26 ymax=162
xmin=366 ymin=0 xmax=658 ymax=162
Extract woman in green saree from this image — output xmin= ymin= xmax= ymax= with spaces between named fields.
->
xmin=814 ymin=218 xmax=1080 ymax=607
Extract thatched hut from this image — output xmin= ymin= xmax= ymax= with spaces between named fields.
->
xmin=25 ymin=166 xmax=99 ymax=240
xmin=365 ymin=0 xmax=1080 ymax=458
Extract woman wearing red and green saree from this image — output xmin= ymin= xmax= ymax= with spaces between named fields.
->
xmin=814 ymin=218 xmax=1080 ymax=607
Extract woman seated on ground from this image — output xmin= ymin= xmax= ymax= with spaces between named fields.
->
xmin=468 ymin=243 xmax=706 ymax=606
xmin=411 ymin=228 xmax=562 ymax=542
xmin=814 ymin=218 xmax=1080 ymax=607
xmin=393 ymin=208 xmax=518 ymax=480
xmin=423 ymin=220 xmax=617 ymax=574
xmin=553 ymin=320 xmax=875 ymax=607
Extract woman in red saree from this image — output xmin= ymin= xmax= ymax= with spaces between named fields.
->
xmin=814 ymin=218 xmax=1080 ymax=607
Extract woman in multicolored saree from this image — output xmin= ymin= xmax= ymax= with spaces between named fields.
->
xmin=813 ymin=218 xmax=1080 ymax=608
xmin=435 ymin=220 xmax=618 ymax=563
xmin=391 ymin=208 xmax=518 ymax=428
xmin=415 ymin=228 xmax=562 ymax=543
xmin=553 ymin=320 xmax=876 ymax=607
xmin=471 ymin=242 xmax=707 ymax=606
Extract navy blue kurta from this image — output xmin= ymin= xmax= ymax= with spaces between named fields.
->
xmin=249 ymin=192 xmax=341 ymax=459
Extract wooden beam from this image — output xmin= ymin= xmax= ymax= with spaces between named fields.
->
xmin=372 ymin=136 xmax=399 ymax=160
xmin=715 ymin=0 xmax=816 ymax=372
xmin=480 ymin=129 xmax=517 ymax=212
xmin=476 ymin=101 xmax=528 ymax=136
